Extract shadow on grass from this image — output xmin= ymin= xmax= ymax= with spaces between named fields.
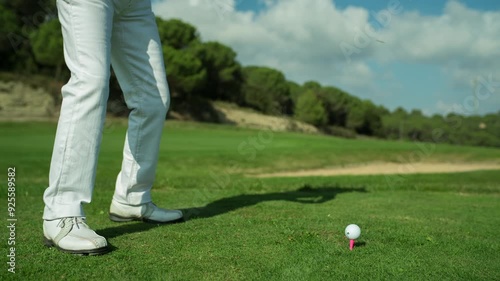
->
xmin=97 ymin=185 xmax=367 ymax=241
xmin=182 ymin=184 xmax=367 ymax=220
xmin=354 ymin=241 xmax=366 ymax=248
xmin=98 ymin=221 xmax=159 ymax=240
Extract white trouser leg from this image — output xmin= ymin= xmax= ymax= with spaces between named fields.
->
xmin=43 ymin=0 xmax=114 ymax=220
xmin=110 ymin=0 xmax=170 ymax=205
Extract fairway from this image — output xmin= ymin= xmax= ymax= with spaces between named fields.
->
xmin=1 ymin=121 xmax=500 ymax=280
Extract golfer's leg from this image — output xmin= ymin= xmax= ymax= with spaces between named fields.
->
xmin=110 ymin=0 xmax=169 ymax=206
xmin=43 ymin=0 xmax=113 ymax=220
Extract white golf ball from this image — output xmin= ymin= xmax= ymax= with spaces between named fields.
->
xmin=345 ymin=224 xmax=361 ymax=239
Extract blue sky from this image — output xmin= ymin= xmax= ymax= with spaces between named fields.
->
xmin=238 ymin=0 xmax=500 ymax=16
xmin=153 ymin=0 xmax=500 ymax=116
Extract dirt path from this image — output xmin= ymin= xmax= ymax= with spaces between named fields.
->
xmin=252 ymin=162 xmax=500 ymax=178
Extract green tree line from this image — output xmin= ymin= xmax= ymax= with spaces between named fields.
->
xmin=1 ymin=2 xmax=499 ymax=147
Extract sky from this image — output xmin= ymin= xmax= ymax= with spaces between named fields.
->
xmin=152 ymin=0 xmax=500 ymax=116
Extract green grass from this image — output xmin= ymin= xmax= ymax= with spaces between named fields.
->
xmin=1 ymin=121 xmax=500 ymax=280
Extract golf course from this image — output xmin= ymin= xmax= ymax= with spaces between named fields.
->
xmin=1 ymin=120 xmax=499 ymax=280
xmin=2 ymin=0 xmax=500 ymax=280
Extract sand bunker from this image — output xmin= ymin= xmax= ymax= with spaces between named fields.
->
xmin=252 ymin=162 xmax=500 ymax=178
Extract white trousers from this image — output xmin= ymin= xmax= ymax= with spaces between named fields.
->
xmin=43 ymin=0 xmax=170 ymax=220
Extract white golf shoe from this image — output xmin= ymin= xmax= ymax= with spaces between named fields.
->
xmin=43 ymin=217 xmax=109 ymax=255
xmin=109 ymin=201 xmax=184 ymax=223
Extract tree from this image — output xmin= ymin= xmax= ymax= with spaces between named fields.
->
xmin=156 ymin=18 xmax=199 ymax=49
xmin=163 ymin=45 xmax=207 ymax=99
xmin=410 ymin=109 xmax=423 ymax=117
xmin=361 ymin=101 xmax=384 ymax=136
xmin=345 ymin=99 xmax=364 ymax=131
xmin=2 ymin=0 xmax=57 ymax=73
xmin=192 ymin=41 xmax=243 ymax=103
xmin=242 ymin=66 xmax=290 ymax=114
xmin=0 ymin=5 xmax=20 ymax=70
xmin=318 ymin=86 xmax=352 ymax=127
xmin=30 ymin=18 xmax=64 ymax=79
xmin=284 ymin=80 xmax=302 ymax=115
xmin=303 ymin=80 xmax=322 ymax=92
xmin=346 ymin=100 xmax=383 ymax=136
xmin=294 ymin=90 xmax=327 ymax=126
xmin=394 ymin=107 xmax=409 ymax=117
xmin=3 ymin=0 xmax=56 ymax=22
xmin=287 ymin=80 xmax=302 ymax=104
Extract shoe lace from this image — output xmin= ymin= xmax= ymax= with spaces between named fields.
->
xmin=56 ymin=217 xmax=87 ymax=229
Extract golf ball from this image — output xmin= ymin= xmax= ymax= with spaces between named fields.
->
xmin=345 ymin=224 xmax=361 ymax=239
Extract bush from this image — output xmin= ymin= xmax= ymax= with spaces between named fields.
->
xmin=323 ymin=126 xmax=357 ymax=138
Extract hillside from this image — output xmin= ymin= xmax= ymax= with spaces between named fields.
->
xmin=211 ymin=102 xmax=319 ymax=134
xmin=0 ymin=79 xmax=320 ymax=134
xmin=0 ymin=80 xmax=57 ymax=120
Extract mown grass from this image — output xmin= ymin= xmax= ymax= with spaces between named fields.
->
xmin=0 ymin=121 xmax=499 ymax=280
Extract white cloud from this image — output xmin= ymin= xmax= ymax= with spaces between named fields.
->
xmin=377 ymin=1 xmax=500 ymax=66
xmin=152 ymin=0 xmax=500 ymax=113
xmin=152 ymin=0 xmax=373 ymax=83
